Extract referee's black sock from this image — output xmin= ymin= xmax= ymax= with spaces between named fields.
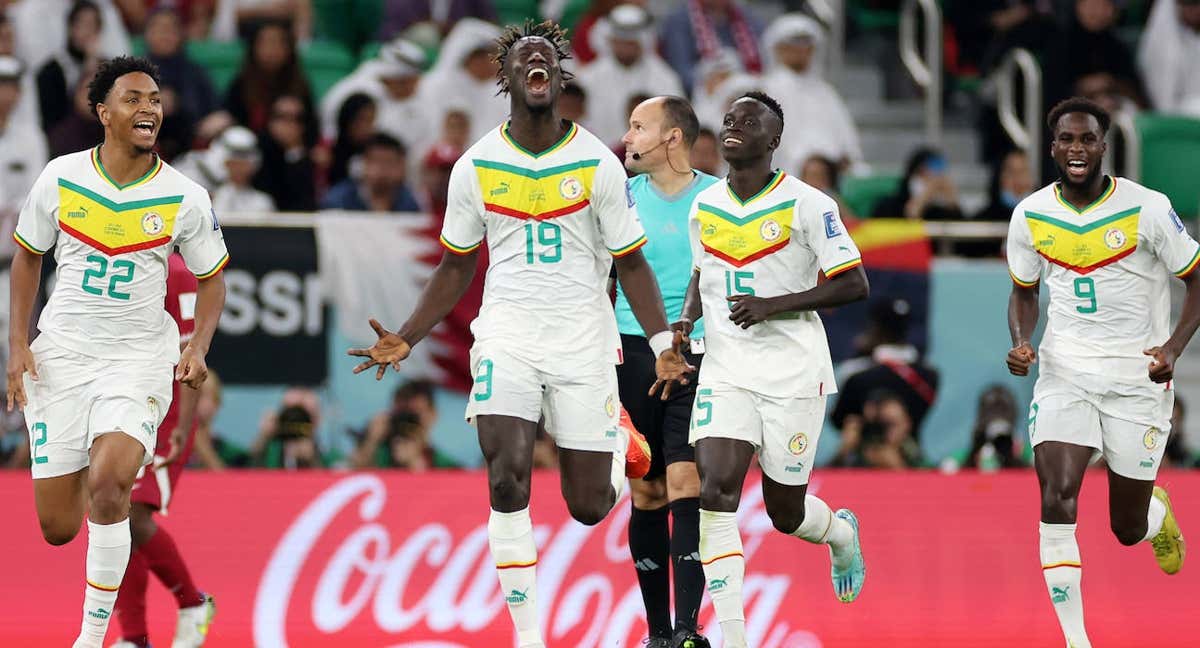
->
xmin=630 ymin=504 xmax=673 ymax=638
xmin=670 ymin=497 xmax=703 ymax=633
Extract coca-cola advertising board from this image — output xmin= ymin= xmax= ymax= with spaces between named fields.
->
xmin=2 ymin=471 xmax=1197 ymax=646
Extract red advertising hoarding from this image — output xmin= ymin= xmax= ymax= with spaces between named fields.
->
xmin=1 ymin=470 xmax=1196 ymax=646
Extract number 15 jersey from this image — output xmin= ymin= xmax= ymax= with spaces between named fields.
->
xmin=1007 ymin=177 xmax=1200 ymax=385
xmin=439 ymin=121 xmax=647 ymax=366
xmin=13 ymin=147 xmax=229 ymax=365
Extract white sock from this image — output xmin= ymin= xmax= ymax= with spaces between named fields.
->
xmin=699 ymin=509 xmax=747 ymax=648
xmin=1143 ymin=494 xmax=1167 ymax=542
xmin=611 ymin=426 xmax=627 ymax=499
xmin=74 ymin=518 xmax=131 ymax=648
xmin=1040 ymin=522 xmax=1090 ymax=648
xmin=488 ymin=508 xmax=543 ymax=648
xmin=791 ymin=494 xmax=855 ymax=568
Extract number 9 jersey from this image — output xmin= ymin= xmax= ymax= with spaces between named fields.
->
xmin=13 ymin=147 xmax=230 ymax=365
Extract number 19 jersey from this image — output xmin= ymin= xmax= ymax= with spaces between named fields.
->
xmin=1007 ymin=177 xmax=1200 ymax=385
xmin=13 ymin=147 xmax=229 ymax=364
xmin=439 ymin=121 xmax=647 ymax=366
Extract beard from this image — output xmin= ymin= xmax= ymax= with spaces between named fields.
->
xmin=1054 ymin=159 xmax=1103 ymax=189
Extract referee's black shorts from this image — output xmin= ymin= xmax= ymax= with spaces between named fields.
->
xmin=616 ymin=333 xmax=703 ymax=481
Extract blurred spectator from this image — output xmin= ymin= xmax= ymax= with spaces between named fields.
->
xmin=838 ymin=390 xmax=922 ymax=469
xmin=224 ymin=19 xmax=316 ymax=135
xmin=691 ymin=126 xmax=722 ymax=176
xmin=965 ymin=385 xmax=1025 ymax=470
xmin=0 ymin=56 xmax=47 ymax=222
xmin=0 ymin=13 xmax=40 ymax=135
xmin=611 ymin=91 xmax=651 ymax=167
xmin=351 ymin=379 xmax=456 ymax=470
xmin=47 ymin=68 xmax=103 ymax=158
xmin=660 ymin=0 xmax=763 ymax=92
xmin=559 ymin=81 xmax=586 ymax=124
xmin=113 ymin=0 xmax=215 ymax=38
xmin=833 ymin=297 xmax=938 ymax=463
xmin=1074 ymin=70 xmax=1137 ymax=117
xmin=327 ymin=92 xmax=377 ymax=187
xmin=576 ymin=3 xmax=683 ymax=147
xmin=439 ymin=108 xmax=471 ymax=151
xmin=37 ymin=0 xmax=104 ymax=134
xmin=1140 ymin=0 xmax=1200 ymax=115
xmin=174 ymin=122 xmax=240 ymax=191
xmin=800 ymin=154 xmax=856 ymax=220
xmin=378 ymin=0 xmax=497 ymax=40
xmin=188 ymin=371 xmax=245 ymax=470
xmin=144 ymin=8 xmax=219 ymax=124
xmin=693 ymin=52 xmax=761 ymax=132
xmin=964 ymin=149 xmax=1034 ymax=257
xmin=419 ymin=142 xmax=461 ymax=216
xmin=873 ymin=148 xmax=963 ymax=221
xmin=570 ymin=0 xmax=647 ymax=65
xmin=254 ymin=94 xmax=318 ymax=211
xmin=1044 ymin=0 xmax=1147 ymax=112
xmin=321 ymin=133 xmax=421 ymax=212
xmin=209 ymin=0 xmax=311 ymax=42
xmin=211 ymin=125 xmax=275 ymax=212
xmin=945 ymin=0 xmax=1053 ymax=76
xmin=762 ymin=14 xmax=862 ymax=173
xmin=247 ymin=388 xmax=326 ymax=469
xmin=1164 ymin=397 xmax=1198 ymax=468
xmin=11 ymin=0 xmax=130 ymax=70
xmin=417 ymin=18 xmax=504 ymax=145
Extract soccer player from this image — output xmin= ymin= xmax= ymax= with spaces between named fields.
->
xmin=112 ymin=252 xmax=215 ymax=648
xmin=679 ymin=92 xmax=868 ymax=648
xmin=348 ymin=22 xmax=692 ymax=648
xmin=1006 ymin=97 xmax=1190 ymax=648
xmin=6 ymin=56 xmax=228 ymax=648
xmin=618 ymin=95 xmax=716 ymax=648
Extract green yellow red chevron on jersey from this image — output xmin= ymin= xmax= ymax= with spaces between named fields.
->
xmin=56 ymin=178 xmax=182 ymax=255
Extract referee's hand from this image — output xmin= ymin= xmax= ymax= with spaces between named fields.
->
xmin=6 ymin=343 xmax=37 ymax=412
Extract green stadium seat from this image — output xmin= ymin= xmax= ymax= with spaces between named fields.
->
xmin=185 ymin=39 xmax=246 ymax=95
xmin=1136 ymin=113 xmax=1200 ymax=219
xmin=312 ymin=0 xmax=383 ymax=55
xmin=300 ymin=40 xmax=357 ymax=103
xmin=841 ymin=174 xmax=901 ymax=218
xmin=848 ymin=0 xmax=899 ymax=32
xmin=495 ymin=0 xmax=541 ymax=27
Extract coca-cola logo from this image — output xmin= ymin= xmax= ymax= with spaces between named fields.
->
xmin=254 ymin=475 xmax=825 ymax=647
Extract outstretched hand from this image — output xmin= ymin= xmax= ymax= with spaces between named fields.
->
xmin=648 ymin=330 xmax=695 ymax=400
xmin=348 ymin=319 xmax=412 ymax=380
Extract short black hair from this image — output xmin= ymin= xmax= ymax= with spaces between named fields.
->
xmin=364 ymin=132 xmax=407 ymax=156
xmin=69 ymin=0 xmax=101 ymax=27
xmin=87 ymin=56 xmax=161 ymax=117
xmin=493 ymin=20 xmax=573 ymax=95
xmin=394 ymin=379 xmax=436 ymax=405
xmin=562 ymin=81 xmax=586 ymax=100
xmin=739 ymin=90 xmax=784 ymax=125
xmin=1047 ymin=97 xmax=1110 ymax=135
xmin=660 ymin=96 xmax=700 ymax=147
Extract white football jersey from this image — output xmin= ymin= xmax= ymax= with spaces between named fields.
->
xmin=14 ymin=147 xmax=229 ymax=364
xmin=440 ymin=121 xmax=646 ymax=365
xmin=689 ymin=171 xmax=863 ymax=397
xmin=1007 ymin=176 xmax=1200 ymax=385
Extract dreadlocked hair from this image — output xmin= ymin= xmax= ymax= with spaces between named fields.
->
xmin=493 ymin=20 xmax=573 ymax=95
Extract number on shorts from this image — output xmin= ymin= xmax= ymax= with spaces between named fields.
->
xmin=31 ymin=421 xmax=48 ymax=465
xmin=524 ymin=221 xmax=562 ymax=264
xmin=1074 ymin=277 xmax=1097 ymax=314
xmin=474 ymin=359 xmax=494 ymax=401
xmin=82 ymin=255 xmax=136 ymax=300
xmin=695 ymin=388 xmax=713 ymax=427
xmin=724 ymin=270 xmax=755 ymax=297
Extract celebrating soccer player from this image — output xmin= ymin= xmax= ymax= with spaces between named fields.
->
xmin=6 ymin=56 xmax=228 ymax=648
xmin=1006 ymin=97 xmax=1191 ymax=647
xmin=679 ymin=91 xmax=868 ymax=648
xmin=348 ymin=21 xmax=692 ymax=648
xmin=619 ymin=96 xmax=717 ymax=648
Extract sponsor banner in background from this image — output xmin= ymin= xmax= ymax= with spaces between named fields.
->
xmin=2 ymin=471 xmax=1197 ymax=647
xmin=211 ymin=226 xmax=325 ymax=384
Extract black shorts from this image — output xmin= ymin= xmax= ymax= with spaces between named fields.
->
xmin=616 ymin=333 xmax=703 ymax=480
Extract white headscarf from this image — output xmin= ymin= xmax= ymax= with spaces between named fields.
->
xmin=1138 ymin=0 xmax=1200 ymax=115
xmin=694 ymin=71 xmax=764 ymax=133
xmin=418 ymin=18 xmax=507 ymax=144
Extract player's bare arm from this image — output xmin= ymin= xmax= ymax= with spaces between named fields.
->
xmin=6 ymin=245 xmax=42 ymax=411
xmin=1007 ymin=281 xmax=1040 ymax=376
xmin=348 ymin=248 xmax=480 ymax=380
xmin=727 ymin=265 xmax=870 ymax=329
xmin=176 ymin=273 xmax=225 ymax=388
xmin=675 ymin=268 xmax=702 ymax=338
xmin=1145 ymin=271 xmax=1200 ymax=383
xmin=616 ymin=250 xmax=695 ymax=398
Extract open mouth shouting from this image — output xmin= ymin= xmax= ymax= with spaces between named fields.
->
xmin=1065 ymin=157 xmax=1089 ymax=180
xmin=133 ymin=118 xmax=157 ymax=138
xmin=525 ymin=65 xmax=550 ymax=98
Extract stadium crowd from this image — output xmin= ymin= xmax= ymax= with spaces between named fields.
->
xmin=2 ymin=0 xmax=1200 ymax=472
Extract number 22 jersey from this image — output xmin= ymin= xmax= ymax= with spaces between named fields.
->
xmin=1007 ymin=177 xmax=1200 ymax=385
xmin=13 ymin=147 xmax=230 ymax=364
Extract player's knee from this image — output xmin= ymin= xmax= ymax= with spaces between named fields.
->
xmin=488 ymin=474 xmax=531 ymax=511
xmin=768 ymin=508 xmax=805 ymax=535
xmin=1110 ymin=520 xmax=1146 ymax=546
xmin=566 ymin=499 xmax=609 ymax=526
xmin=40 ymin=519 xmax=78 ymax=546
xmin=1039 ymin=483 xmax=1080 ymax=522
xmin=88 ymin=480 xmax=130 ymax=523
xmin=699 ymin=478 xmax=740 ymax=512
